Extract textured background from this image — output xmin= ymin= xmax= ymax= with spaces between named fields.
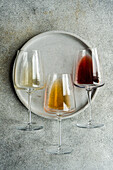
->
xmin=0 ymin=0 xmax=113 ymax=170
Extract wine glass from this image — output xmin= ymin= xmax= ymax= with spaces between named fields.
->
xmin=73 ymin=47 xmax=104 ymax=128
xmin=13 ymin=50 xmax=45 ymax=131
xmin=44 ymin=73 xmax=76 ymax=154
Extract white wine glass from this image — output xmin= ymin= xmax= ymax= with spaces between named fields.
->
xmin=73 ymin=47 xmax=104 ymax=128
xmin=44 ymin=73 xmax=76 ymax=154
xmin=13 ymin=50 xmax=45 ymax=131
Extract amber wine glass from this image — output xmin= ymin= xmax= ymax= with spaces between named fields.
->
xmin=44 ymin=73 xmax=76 ymax=154
xmin=13 ymin=50 xmax=45 ymax=131
xmin=73 ymin=47 xmax=104 ymax=128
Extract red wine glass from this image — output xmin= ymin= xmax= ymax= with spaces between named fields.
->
xmin=73 ymin=47 xmax=104 ymax=128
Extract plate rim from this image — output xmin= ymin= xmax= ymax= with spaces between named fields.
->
xmin=21 ymin=30 xmax=93 ymax=51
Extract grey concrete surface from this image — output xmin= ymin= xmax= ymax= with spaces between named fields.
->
xmin=0 ymin=0 xmax=113 ymax=170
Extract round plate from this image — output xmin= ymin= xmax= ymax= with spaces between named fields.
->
xmin=13 ymin=31 xmax=97 ymax=119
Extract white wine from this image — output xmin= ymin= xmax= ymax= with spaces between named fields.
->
xmin=14 ymin=67 xmax=44 ymax=90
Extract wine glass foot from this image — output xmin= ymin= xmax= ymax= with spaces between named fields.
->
xmin=16 ymin=122 xmax=43 ymax=131
xmin=46 ymin=145 xmax=72 ymax=155
xmin=76 ymin=121 xmax=104 ymax=129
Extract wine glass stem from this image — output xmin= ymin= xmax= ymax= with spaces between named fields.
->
xmin=58 ymin=117 xmax=62 ymax=151
xmin=87 ymin=89 xmax=92 ymax=124
xmin=28 ymin=90 xmax=32 ymax=126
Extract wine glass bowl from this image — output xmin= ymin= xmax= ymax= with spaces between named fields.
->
xmin=73 ymin=47 xmax=104 ymax=128
xmin=14 ymin=50 xmax=45 ymax=90
xmin=44 ymin=74 xmax=75 ymax=115
xmin=44 ymin=73 xmax=76 ymax=154
xmin=74 ymin=48 xmax=104 ymax=89
xmin=13 ymin=50 xmax=45 ymax=131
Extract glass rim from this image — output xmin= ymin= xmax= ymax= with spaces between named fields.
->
xmin=47 ymin=73 xmax=72 ymax=76
xmin=16 ymin=49 xmax=41 ymax=59
xmin=78 ymin=47 xmax=98 ymax=52
xmin=18 ymin=49 xmax=40 ymax=52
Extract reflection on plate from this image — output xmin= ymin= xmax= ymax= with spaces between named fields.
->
xmin=13 ymin=31 xmax=97 ymax=119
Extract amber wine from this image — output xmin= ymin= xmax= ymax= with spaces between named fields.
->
xmin=48 ymin=79 xmax=70 ymax=110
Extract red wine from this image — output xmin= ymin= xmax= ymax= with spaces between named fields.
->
xmin=76 ymin=55 xmax=99 ymax=84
